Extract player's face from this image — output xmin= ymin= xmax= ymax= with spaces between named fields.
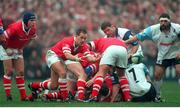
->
xmin=160 ymin=19 xmax=170 ymax=31
xmin=76 ymin=32 xmax=87 ymax=46
xmin=27 ymin=20 xmax=37 ymax=29
xmin=103 ymin=26 xmax=115 ymax=37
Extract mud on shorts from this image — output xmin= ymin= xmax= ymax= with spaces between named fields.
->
xmin=0 ymin=45 xmax=23 ymax=60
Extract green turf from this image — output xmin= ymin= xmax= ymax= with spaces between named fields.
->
xmin=0 ymin=80 xmax=180 ymax=107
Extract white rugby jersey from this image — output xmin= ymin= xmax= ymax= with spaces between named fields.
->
xmin=125 ymin=63 xmax=151 ymax=97
xmin=137 ymin=23 xmax=180 ymax=61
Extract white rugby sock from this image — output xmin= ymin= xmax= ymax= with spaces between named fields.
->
xmin=154 ymin=79 xmax=163 ymax=97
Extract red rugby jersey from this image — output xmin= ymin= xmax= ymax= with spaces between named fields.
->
xmin=4 ymin=21 xmax=37 ymax=49
xmin=90 ymin=38 xmax=127 ymax=54
xmin=51 ymin=36 xmax=90 ymax=60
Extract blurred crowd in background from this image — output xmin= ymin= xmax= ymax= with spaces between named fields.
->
xmin=0 ymin=0 xmax=179 ymax=79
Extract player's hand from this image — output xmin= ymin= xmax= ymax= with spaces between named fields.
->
xmin=95 ymin=53 xmax=101 ymax=61
xmin=90 ymin=53 xmax=101 ymax=62
xmin=18 ymin=49 xmax=23 ymax=55
xmin=75 ymin=56 xmax=84 ymax=62
xmin=86 ymin=79 xmax=94 ymax=87
xmin=128 ymin=53 xmax=133 ymax=59
xmin=6 ymin=48 xmax=13 ymax=56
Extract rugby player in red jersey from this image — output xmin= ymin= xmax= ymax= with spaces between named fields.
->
xmin=29 ymin=27 xmax=99 ymax=102
xmin=0 ymin=12 xmax=37 ymax=101
xmin=86 ymin=38 xmax=132 ymax=102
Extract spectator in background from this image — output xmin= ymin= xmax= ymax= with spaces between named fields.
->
xmin=125 ymin=13 xmax=180 ymax=102
xmin=0 ymin=12 xmax=37 ymax=101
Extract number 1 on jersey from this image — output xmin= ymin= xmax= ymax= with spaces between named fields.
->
xmin=129 ymin=68 xmax=139 ymax=83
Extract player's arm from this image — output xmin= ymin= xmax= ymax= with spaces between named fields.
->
xmin=143 ymin=64 xmax=152 ymax=82
xmin=145 ymin=74 xmax=151 ymax=82
xmin=125 ymin=36 xmax=138 ymax=44
xmin=110 ymin=84 xmax=120 ymax=102
xmin=125 ymin=32 xmax=140 ymax=58
xmin=128 ymin=44 xmax=139 ymax=59
xmin=64 ymin=52 xmax=82 ymax=62
xmin=82 ymin=42 xmax=100 ymax=62
xmin=86 ymin=76 xmax=96 ymax=87
xmin=62 ymin=44 xmax=81 ymax=61
xmin=126 ymin=27 xmax=153 ymax=44
xmin=86 ymin=53 xmax=101 ymax=62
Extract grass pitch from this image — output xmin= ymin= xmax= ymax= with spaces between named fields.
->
xmin=0 ymin=80 xmax=180 ymax=107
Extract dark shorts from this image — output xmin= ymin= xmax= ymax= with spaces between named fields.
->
xmin=156 ymin=58 xmax=180 ymax=68
xmin=132 ymin=82 xmax=156 ymax=102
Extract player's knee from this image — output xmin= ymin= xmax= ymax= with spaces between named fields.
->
xmin=50 ymin=83 xmax=58 ymax=90
xmin=4 ymin=68 xmax=14 ymax=76
xmin=175 ymin=66 xmax=180 ymax=74
xmin=154 ymin=72 xmax=162 ymax=81
xmin=17 ymin=70 xmax=24 ymax=76
xmin=60 ymin=71 xmax=66 ymax=78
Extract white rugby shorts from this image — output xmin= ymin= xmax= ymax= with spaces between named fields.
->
xmin=0 ymin=45 xmax=23 ymax=60
xmin=100 ymin=45 xmax=128 ymax=68
xmin=46 ymin=50 xmax=64 ymax=68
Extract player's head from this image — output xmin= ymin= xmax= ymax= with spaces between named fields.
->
xmin=131 ymin=53 xmax=144 ymax=64
xmin=23 ymin=12 xmax=37 ymax=28
xmin=101 ymin=21 xmax=116 ymax=37
xmin=75 ymin=27 xmax=88 ymax=46
xmin=159 ymin=13 xmax=171 ymax=31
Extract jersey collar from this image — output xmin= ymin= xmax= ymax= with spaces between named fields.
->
xmin=22 ymin=21 xmax=30 ymax=35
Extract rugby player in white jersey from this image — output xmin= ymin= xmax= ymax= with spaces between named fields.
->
xmin=100 ymin=21 xmax=143 ymax=59
xmin=100 ymin=21 xmax=144 ymax=102
xmin=125 ymin=13 xmax=180 ymax=102
xmin=125 ymin=54 xmax=156 ymax=102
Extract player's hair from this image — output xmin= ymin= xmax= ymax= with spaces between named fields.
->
xmin=75 ymin=27 xmax=87 ymax=36
xmin=159 ymin=13 xmax=171 ymax=31
xmin=159 ymin=13 xmax=170 ymax=20
xmin=101 ymin=21 xmax=112 ymax=30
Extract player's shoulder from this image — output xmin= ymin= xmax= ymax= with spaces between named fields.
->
xmin=134 ymin=63 xmax=146 ymax=68
xmin=117 ymin=27 xmax=130 ymax=33
xmin=171 ymin=23 xmax=180 ymax=29
xmin=9 ymin=20 xmax=21 ymax=26
xmin=63 ymin=36 xmax=74 ymax=41
xmin=7 ymin=20 xmax=22 ymax=30
xmin=141 ymin=24 xmax=160 ymax=35
xmin=147 ymin=24 xmax=160 ymax=30
xmin=118 ymin=27 xmax=129 ymax=31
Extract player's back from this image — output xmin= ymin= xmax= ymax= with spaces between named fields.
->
xmin=125 ymin=63 xmax=151 ymax=97
xmin=91 ymin=38 xmax=127 ymax=54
